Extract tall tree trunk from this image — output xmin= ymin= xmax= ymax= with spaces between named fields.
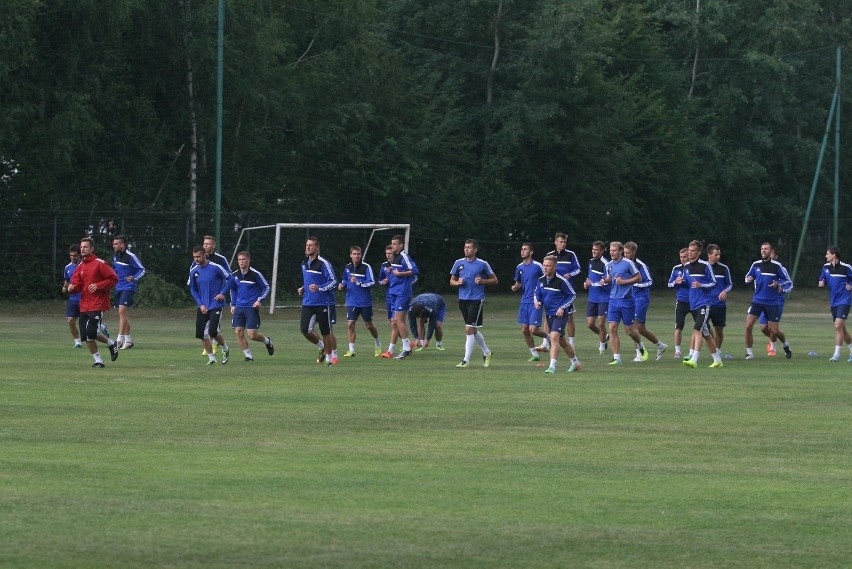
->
xmin=481 ymin=1 xmax=503 ymax=168
xmin=486 ymin=1 xmax=503 ymax=105
xmin=180 ymin=0 xmax=198 ymax=235
xmin=688 ymin=0 xmax=700 ymax=99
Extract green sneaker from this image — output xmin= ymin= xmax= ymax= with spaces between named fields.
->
xmin=708 ymin=361 xmax=723 ymax=368
xmin=343 ymin=351 xmax=355 ymax=358
xmin=683 ymin=359 xmax=697 ymax=368
xmin=436 ymin=345 xmax=445 ymax=351
xmin=528 ymin=355 xmax=540 ymax=363
xmin=544 ymin=366 xmax=556 ymax=374
xmin=455 ymin=360 xmax=469 ymax=368
xmin=483 ymin=351 xmax=493 ymax=368
xmin=374 ymin=346 xmax=383 ymax=357
xmin=221 ymin=348 xmax=230 ymax=364
xmin=608 ymin=359 xmax=623 ymax=366
xmin=641 ymin=347 xmax=649 ymax=361
xmin=205 ymin=360 xmax=216 ymax=366
xmin=566 ymin=362 xmax=576 ymax=373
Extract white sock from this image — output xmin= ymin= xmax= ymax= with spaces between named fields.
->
xmin=93 ymin=353 xmax=103 ymax=364
xmin=550 ymin=358 xmax=557 ymax=369
xmin=464 ymin=335 xmax=475 ymax=362
xmin=474 ymin=331 xmax=490 ymax=355
xmin=568 ymin=337 xmax=575 ymax=347
xmin=349 ymin=343 xmax=356 ymax=352
xmin=402 ymin=338 xmax=411 ymax=351
xmin=529 ymin=347 xmax=538 ymax=357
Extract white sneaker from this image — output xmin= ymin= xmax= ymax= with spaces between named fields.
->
xmin=633 ymin=355 xmax=643 ymax=362
xmin=656 ymin=343 xmax=668 ymax=360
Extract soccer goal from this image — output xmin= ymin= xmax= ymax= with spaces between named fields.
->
xmin=230 ymin=223 xmax=410 ymax=314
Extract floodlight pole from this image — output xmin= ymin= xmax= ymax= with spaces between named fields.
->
xmin=791 ymin=48 xmax=841 ymax=285
xmin=214 ymin=0 xmax=224 ymax=242
xmin=833 ymin=46 xmax=841 ymax=246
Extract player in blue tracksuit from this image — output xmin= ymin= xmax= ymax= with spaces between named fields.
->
xmin=338 ymin=245 xmax=382 ymax=357
xmin=678 ymin=240 xmax=722 ymax=368
xmin=818 ymin=246 xmax=852 ymax=362
xmin=450 ymin=239 xmax=498 ymax=368
xmin=187 ymin=235 xmax=232 ymax=356
xmin=602 ymin=241 xmax=644 ymax=365
xmin=583 ymin=241 xmax=611 ymax=354
xmin=533 ymin=256 xmax=581 ymax=373
xmin=226 ymin=251 xmax=274 ymax=362
xmin=408 ymin=292 xmax=447 ymax=350
xmin=511 ymin=243 xmax=547 ymax=361
xmin=624 ymin=242 xmax=668 ymax=362
xmin=299 ymin=236 xmax=338 ymax=365
xmin=667 ymin=248 xmax=691 ymax=357
xmin=706 ymin=244 xmax=733 ymax=350
xmin=758 ymin=247 xmax=792 ymax=356
xmin=62 ymin=244 xmax=83 ymax=347
xmin=744 ymin=242 xmax=793 ymax=360
xmin=111 ymin=235 xmax=146 ymax=349
xmin=188 ymin=245 xmax=231 ymax=364
xmin=540 ymin=232 xmax=582 ymax=349
xmin=382 ymin=235 xmax=419 ymax=359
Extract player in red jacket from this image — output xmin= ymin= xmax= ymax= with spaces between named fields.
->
xmin=68 ymin=237 xmax=120 ymax=367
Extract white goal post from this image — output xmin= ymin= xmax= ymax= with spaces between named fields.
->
xmin=230 ymin=223 xmax=410 ymax=314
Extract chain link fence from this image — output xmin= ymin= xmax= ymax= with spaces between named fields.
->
xmin=1 ymin=209 xmax=846 ymax=302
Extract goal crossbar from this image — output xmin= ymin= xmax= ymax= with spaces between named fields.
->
xmin=231 ymin=223 xmax=410 ymax=314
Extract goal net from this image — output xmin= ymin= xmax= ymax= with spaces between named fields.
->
xmin=230 ymin=223 xmax=410 ymax=314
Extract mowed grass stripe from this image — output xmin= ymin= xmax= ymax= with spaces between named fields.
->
xmin=1 ymin=296 xmax=850 ymax=568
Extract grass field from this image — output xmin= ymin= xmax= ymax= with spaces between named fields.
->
xmin=1 ymin=293 xmax=850 ymax=568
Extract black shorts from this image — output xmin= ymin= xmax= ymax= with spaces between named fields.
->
xmin=458 ymin=299 xmax=484 ymax=328
xmin=708 ymin=305 xmax=727 ymax=328
xmin=675 ymin=300 xmax=691 ymax=330
xmin=79 ymin=311 xmax=104 ymax=342
xmin=690 ymin=305 xmax=712 ymax=336
xmin=301 ymin=305 xmax=335 ymax=336
xmin=196 ymin=307 xmax=223 ymax=340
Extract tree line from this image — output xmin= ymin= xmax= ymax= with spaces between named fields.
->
xmin=1 ymin=1 xmax=850 ymax=299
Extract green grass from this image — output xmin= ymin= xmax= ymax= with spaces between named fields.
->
xmin=1 ymin=293 xmax=850 ymax=568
